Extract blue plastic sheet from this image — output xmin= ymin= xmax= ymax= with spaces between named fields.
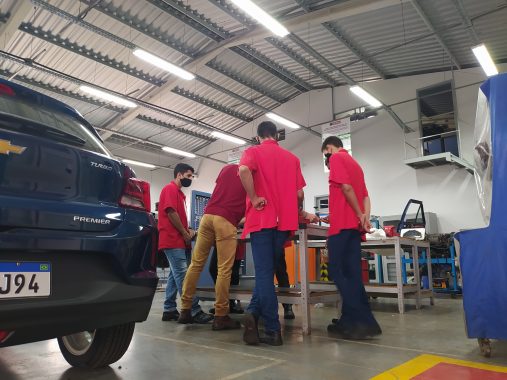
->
xmin=455 ymin=73 xmax=507 ymax=340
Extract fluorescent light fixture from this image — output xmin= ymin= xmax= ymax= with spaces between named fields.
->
xmin=472 ymin=43 xmax=498 ymax=77
xmin=80 ymin=86 xmax=137 ymax=108
xmin=211 ymin=131 xmax=246 ymax=145
xmin=349 ymin=86 xmax=382 ymax=108
xmin=266 ymin=112 xmax=300 ymax=129
xmin=162 ymin=146 xmax=196 ymax=158
xmin=230 ymin=0 xmax=289 ymax=37
xmin=122 ymin=159 xmax=156 ymax=169
xmin=133 ymin=49 xmax=195 ymax=80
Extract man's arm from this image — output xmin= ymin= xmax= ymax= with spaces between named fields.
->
xmin=340 ymin=184 xmax=362 ymax=217
xmin=239 ymin=165 xmax=266 ymax=210
xmin=363 ymin=196 xmax=372 ymax=231
xmin=166 ymin=208 xmax=191 ymax=242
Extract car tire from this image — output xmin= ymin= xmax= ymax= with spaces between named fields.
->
xmin=57 ymin=322 xmax=135 ymax=369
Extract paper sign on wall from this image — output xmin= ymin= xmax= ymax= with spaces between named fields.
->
xmin=321 ymin=117 xmax=352 ymax=172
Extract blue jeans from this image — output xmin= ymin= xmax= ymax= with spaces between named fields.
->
xmin=328 ymin=230 xmax=380 ymax=331
xmin=248 ymin=229 xmax=290 ymax=333
xmin=163 ymin=248 xmax=201 ymax=316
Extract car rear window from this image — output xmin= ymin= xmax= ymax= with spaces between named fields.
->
xmin=0 ymin=93 xmax=110 ymax=156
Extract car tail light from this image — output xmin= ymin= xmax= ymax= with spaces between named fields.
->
xmin=0 ymin=330 xmax=12 ymax=343
xmin=0 ymin=83 xmax=15 ymax=97
xmin=119 ymin=176 xmax=151 ymax=212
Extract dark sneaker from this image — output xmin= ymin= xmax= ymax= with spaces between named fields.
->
xmin=230 ymin=300 xmax=244 ymax=314
xmin=177 ymin=309 xmax=193 ymax=324
xmin=192 ymin=311 xmax=214 ymax=324
xmin=283 ymin=304 xmax=295 ymax=320
xmin=327 ymin=323 xmax=381 ymax=340
xmin=212 ymin=315 xmax=241 ymax=331
xmin=259 ymin=330 xmax=283 ymax=346
xmin=162 ymin=310 xmax=180 ymax=321
xmin=242 ymin=313 xmax=259 ymax=345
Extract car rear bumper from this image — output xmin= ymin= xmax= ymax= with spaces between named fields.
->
xmin=0 ymin=250 xmax=158 ymax=347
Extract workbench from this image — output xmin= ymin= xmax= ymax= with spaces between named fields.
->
xmin=195 ymin=225 xmax=339 ymax=335
xmin=195 ymin=227 xmax=434 ymax=334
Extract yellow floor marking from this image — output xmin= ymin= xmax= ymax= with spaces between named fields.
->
xmin=371 ymin=354 xmax=507 ymax=380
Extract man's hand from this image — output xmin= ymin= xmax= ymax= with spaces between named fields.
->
xmin=183 ymin=229 xmax=196 ymax=244
xmin=304 ymin=212 xmax=320 ymax=223
xmin=320 ymin=216 xmax=330 ymax=224
xmin=359 ymin=214 xmax=373 ymax=233
xmin=252 ymin=196 xmax=267 ymax=210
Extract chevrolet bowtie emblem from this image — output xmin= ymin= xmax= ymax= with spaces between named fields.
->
xmin=0 ymin=139 xmax=27 ymax=155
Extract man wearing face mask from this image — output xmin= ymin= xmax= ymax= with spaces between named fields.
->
xmin=158 ymin=163 xmax=213 ymax=324
xmin=321 ymin=136 xmax=381 ymax=339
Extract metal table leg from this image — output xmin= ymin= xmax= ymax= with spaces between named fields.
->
xmin=413 ymin=245 xmax=421 ymax=309
xmin=299 ymin=228 xmax=311 ymax=335
xmin=426 ymin=246 xmax=435 ymax=305
xmin=394 ymin=240 xmax=405 ymax=314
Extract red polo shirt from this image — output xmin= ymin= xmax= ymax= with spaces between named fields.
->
xmin=328 ymin=149 xmax=369 ymax=236
xmin=204 ymin=164 xmax=246 ymax=226
xmin=158 ymin=181 xmax=188 ymax=250
xmin=239 ymin=140 xmax=306 ymax=238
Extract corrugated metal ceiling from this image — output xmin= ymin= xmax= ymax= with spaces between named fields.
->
xmin=0 ymin=0 xmax=505 ymax=166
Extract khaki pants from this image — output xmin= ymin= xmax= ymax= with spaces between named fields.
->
xmin=181 ymin=214 xmax=237 ymax=316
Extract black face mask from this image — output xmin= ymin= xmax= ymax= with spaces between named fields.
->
xmin=180 ymin=178 xmax=192 ymax=187
xmin=324 ymin=153 xmax=332 ymax=160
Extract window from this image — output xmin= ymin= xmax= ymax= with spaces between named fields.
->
xmin=417 ymin=81 xmax=459 ymax=157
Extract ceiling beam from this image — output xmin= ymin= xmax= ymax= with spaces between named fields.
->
xmin=265 ymin=37 xmax=340 ymax=87
xmin=172 ymin=86 xmax=255 ymax=122
xmin=81 ymin=0 xmax=198 ymax=58
xmin=19 ymin=23 xmax=164 ymax=86
xmin=321 ymin=22 xmax=386 ymax=79
xmin=205 ymin=58 xmax=286 ymax=103
xmin=230 ymin=45 xmax=313 ymax=92
xmin=409 ymin=0 xmax=462 ymax=69
xmin=146 ymin=0 xmax=231 ymax=42
xmin=103 ymin=0 xmax=407 ymax=137
xmin=452 ymin=0 xmax=481 ymax=45
xmin=207 ymin=0 xmax=255 ymax=30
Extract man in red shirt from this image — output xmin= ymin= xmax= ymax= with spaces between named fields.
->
xmin=239 ymin=121 xmax=307 ymax=346
xmin=179 ymin=164 xmax=246 ymax=330
xmin=322 ymin=136 xmax=381 ymax=339
xmin=158 ymin=163 xmax=213 ymax=324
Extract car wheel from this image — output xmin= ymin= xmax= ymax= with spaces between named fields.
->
xmin=57 ymin=322 xmax=135 ymax=368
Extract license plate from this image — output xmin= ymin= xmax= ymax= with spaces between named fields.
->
xmin=0 ymin=262 xmax=51 ymax=299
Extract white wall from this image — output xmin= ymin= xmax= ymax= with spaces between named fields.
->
xmin=138 ymin=65 xmax=506 ymax=232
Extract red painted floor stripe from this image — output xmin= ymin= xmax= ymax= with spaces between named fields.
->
xmin=412 ymin=363 xmax=507 ymax=380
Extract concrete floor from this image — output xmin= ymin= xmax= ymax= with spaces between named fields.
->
xmin=2 ymin=293 xmax=507 ymax=380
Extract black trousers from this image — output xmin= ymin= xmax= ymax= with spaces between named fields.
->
xmin=328 ymin=229 xmax=380 ymax=330
xmin=209 ymin=247 xmax=241 ymax=286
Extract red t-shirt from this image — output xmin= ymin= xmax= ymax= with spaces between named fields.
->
xmin=328 ymin=149 xmax=369 ymax=236
xmin=204 ymin=164 xmax=246 ymax=226
xmin=158 ymin=181 xmax=188 ymax=249
xmin=239 ymin=140 xmax=306 ymax=238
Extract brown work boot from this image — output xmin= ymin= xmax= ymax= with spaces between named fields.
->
xmin=212 ymin=315 xmax=241 ymax=331
xmin=177 ymin=309 xmax=192 ymax=324
xmin=242 ymin=313 xmax=259 ymax=345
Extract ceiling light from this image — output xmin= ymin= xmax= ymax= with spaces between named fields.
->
xmin=472 ymin=44 xmax=498 ymax=77
xmin=266 ymin=112 xmax=300 ymax=129
xmin=133 ymin=49 xmax=195 ymax=80
xmin=122 ymin=159 xmax=156 ymax=169
xmin=230 ymin=0 xmax=289 ymax=37
xmin=211 ymin=131 xmax=246 ymax=145
xmin=350 ymin=86 xmax=382 ymax=108
xmin=80 ymin=86 xmax=137 ymax=108
xmin=162 ymin=146 xmax=196 ymax=158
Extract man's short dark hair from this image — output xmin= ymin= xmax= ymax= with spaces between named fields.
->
xmin=321 ymin=136 xmax=343 ymax=151
xmin=174 ymin=163 xmax=194 ymax=178
xmin=257 ymin=121 xmax=277 ymax=139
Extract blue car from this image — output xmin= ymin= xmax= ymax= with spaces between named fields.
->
xmin=0 ymin=79 xmax=158 ymax=368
